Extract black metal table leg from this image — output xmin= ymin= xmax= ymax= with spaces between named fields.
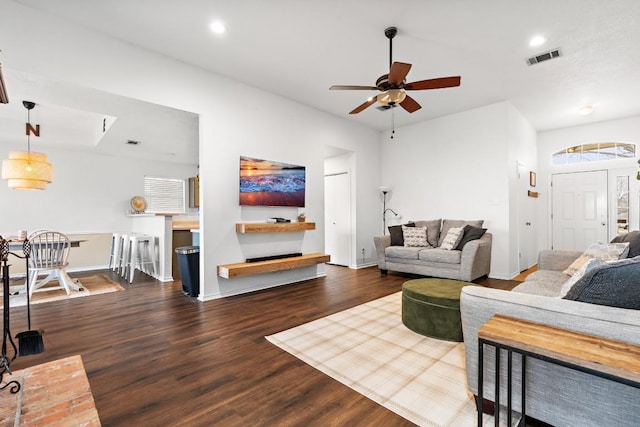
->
xmin=478 ymin=338 xmax=484 ymax=427
xmin=495 ymin=346 xmax=500 ymax=427
xmin=508 ymin=350 xmax=513 ymax=426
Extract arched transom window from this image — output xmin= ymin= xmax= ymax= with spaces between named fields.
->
xmin=552 ymin=142 xmax=636 ymax=165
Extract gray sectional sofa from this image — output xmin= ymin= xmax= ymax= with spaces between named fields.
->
xmin=460 ymin=234 xmax=640 ymax=426
xmin=373 ymin=219 xmax=492 ymax=282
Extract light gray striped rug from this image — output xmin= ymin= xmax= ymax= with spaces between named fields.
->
xmin=267 ymin=291 xmax=510 ymax=426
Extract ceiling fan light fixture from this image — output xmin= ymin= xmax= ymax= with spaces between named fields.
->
xmin=377 ymin=89 xmax=406 ymax=106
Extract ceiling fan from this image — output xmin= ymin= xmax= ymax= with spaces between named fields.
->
xmin=330 ymin=27 xmax=461 ymax=114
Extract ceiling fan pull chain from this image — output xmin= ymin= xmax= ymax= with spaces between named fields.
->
xmin=390 ymin=110 xmax=395 ymax=139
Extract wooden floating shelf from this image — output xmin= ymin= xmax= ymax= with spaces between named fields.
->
xmin=218 ymin=253 xmax=330 ymax=279
xmin=235 ymin=222 xmax=316 ymax=233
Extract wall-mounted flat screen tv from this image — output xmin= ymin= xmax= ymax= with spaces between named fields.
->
xmin=239 ymin=156 xmax=306 ymax=207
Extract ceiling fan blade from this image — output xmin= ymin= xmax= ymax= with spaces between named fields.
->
xmin=404 ymin=76 xmax=461 ymax=91
xmin=399 ymin=95 xmax=421 ymax=113
xmin=349 ymin=97 xmax=377 ymax=114
xmin=330 ymin=85 xmax=379 ymax=90
xmin=388 ymin=62 xmax=412 ymax=85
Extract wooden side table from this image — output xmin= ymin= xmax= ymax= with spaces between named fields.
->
xmin=477 ymin=314 xmax=640 ymax=427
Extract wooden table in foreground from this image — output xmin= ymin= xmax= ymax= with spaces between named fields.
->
xmin=477 ymin=314 xmax=640 ymax=427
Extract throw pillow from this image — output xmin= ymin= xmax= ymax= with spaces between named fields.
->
xmin=558 ymin=258 xmax=604 ymax=298
xmin=610 ymin=230 xmax=640 ymax=258
xmin=584 ymin=242 xmax=630 ymax=260
xmin=403 ymin=225 xmax=428 ymax=247
xmin=454 ymin=225 xmax=487 ymax=250
xmin=440 ymin=227 xmax=464 ymax=250
xmin=562 ymin=242 xmax=630 ymax=275
xmin=413 ymin=219 xmax=441 ymax=247
xmin=438 ymin=219 xmax=484 ymax=247
xmin=388 ymin=222 xmax=415 ymax=246
xmin=562 ymin=254 xmax=593 ymax=276
xmin=563 ymin=256 xmax=640 ymax=309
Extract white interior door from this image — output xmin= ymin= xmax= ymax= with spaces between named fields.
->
xmin=324 ymin=173 xmax=351 ymax=266
xmin=552 ymin=170 xmax=608 ymax=250
xmin=517 ymin=164 xmax=537 ymax=271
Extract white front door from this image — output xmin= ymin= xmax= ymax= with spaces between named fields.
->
xmin=552 ymin=170 xmax=608 ymax=250
xmin=324 ymin=172 xmax=351 ymax=266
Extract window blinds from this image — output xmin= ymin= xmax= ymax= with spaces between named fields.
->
xmin=144 ymin=176 xmax=186 ymax=214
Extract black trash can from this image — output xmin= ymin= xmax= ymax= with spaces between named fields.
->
xmin=175 ymin=246 xmax=199 ymax=297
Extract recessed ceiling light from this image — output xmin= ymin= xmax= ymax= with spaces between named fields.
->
xmin=578 ymin=104 xmax=594 ymax=115
xmin=529 ymin=35 xmax=547 ymax=47
xmin=210 ymin=20 xmax=227 ymax=35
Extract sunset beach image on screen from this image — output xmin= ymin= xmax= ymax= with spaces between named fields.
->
xmin=239 ymin=156 xmax=306 ymax=207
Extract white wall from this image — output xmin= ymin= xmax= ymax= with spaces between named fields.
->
xmin=0 ymin=144 xmax=196 ymax=235
xmin=380 ymin=101 xmax=536 ymax=279
xmin=0 ymin=0 xmax=380 ymax=299
xmin=537 ymin=115 xmax=640 ymax=250
xmin=507 ymin=103 xmax=538 ymax=273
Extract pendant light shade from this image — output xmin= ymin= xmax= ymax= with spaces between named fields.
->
xmin=2 ymin=151 xmax=53 ymax=190
xmin=2 ymin=100 xmax=54 ymax=190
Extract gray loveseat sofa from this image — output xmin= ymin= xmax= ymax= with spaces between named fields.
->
xmin=460 ymin=235 xmax=640 ymax=426
xmin=373 ymin=219 xmax=492 ymax=282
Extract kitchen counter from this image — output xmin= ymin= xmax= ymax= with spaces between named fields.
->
xmin=172 ymin=220 xmax=199 ymax=230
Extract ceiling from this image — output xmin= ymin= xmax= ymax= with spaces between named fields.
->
xmin=0 ymin=68 xmax=199 ymax=164
xmin=8 ymin=0 xmax=640 ymax=139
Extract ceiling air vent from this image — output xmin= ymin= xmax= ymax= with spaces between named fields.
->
xmin=526 ymin=48 xmax=562 ymax=66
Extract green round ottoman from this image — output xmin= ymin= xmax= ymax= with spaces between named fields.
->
xmin=402 ymin=278 xmax=478 ymax=342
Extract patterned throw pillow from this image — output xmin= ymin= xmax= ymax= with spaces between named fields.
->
xmin=440 ymin=227 xmax=464 ymax=250
xmin=402 ymin=226 xmax=428 ymax=247
xmin=388 ymin=222 xmax=415 ymax=246
xmin=562 ymin=242 xmax=630 ymax=275
xmin=584 ymin=242 xmax=630 ymax=260
xmin=562 ymin=254 xmax=593 ymax=276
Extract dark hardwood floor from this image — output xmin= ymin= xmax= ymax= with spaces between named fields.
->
xmin=7 ymin=266 xmax=520 ymax=426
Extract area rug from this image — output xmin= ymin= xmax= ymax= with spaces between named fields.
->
xmin=266 ymin=292 xmax=511 ymax=427
xmin=3 ymin=275 xmax=124 ymax=308
xmin=0 ymin=355 xmax=101 ymax=426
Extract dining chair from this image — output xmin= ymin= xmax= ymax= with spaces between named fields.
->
xmin=27 ymin=229 xmax=52 ymax=239
xmin=28 ymin=230 xmax=81 ymax=297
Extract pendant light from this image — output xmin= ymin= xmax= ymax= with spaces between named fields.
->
xmin=1 ymin=101 xmax=54 ymax=190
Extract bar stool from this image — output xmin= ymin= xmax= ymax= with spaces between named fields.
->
xmin=108 ymin=232 xmax=127 ymax=271
xmin=122 ymin=234 xmax=157 ymax=283
xmin=113 ymin=232 xmax=137 ymax=276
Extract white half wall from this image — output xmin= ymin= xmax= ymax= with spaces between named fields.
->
xmin=0 ymin=144 xmax=197 ymax=235
xmin=0 ymin=0 xmax=381 ymax=299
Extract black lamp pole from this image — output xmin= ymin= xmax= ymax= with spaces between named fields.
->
xmin=382 ymin=189 xmax=399 ymax=235
xmin=382 ymin=190 xmax=388 ymax=235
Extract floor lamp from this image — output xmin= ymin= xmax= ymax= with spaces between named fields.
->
xmin=380 ymin=186 xmax=398 ymax=235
